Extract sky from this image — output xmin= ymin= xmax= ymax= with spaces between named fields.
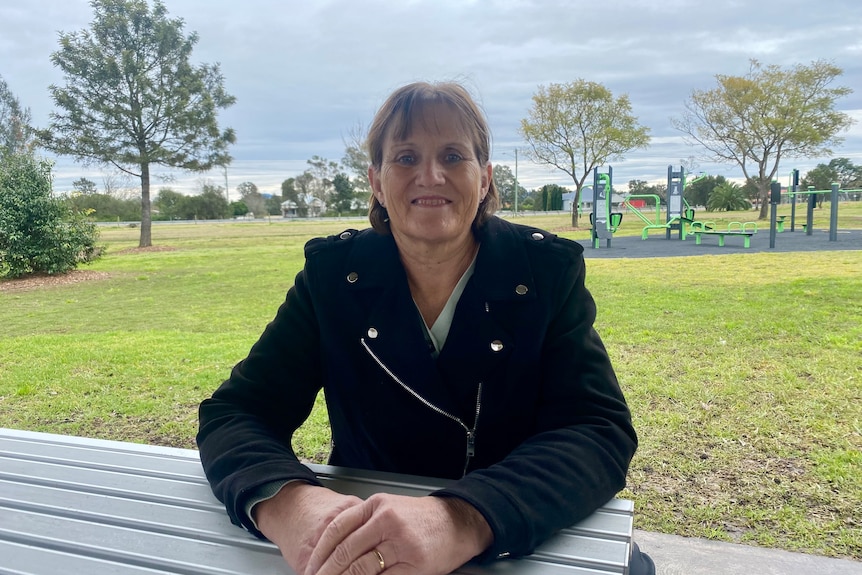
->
xmin=1 ymin=0 xmax=861 ymax=200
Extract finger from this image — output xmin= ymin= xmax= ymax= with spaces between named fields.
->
xmin=305 ymin=502 xmax=375 ymax=575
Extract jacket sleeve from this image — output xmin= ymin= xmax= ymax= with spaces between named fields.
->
xmin=196 ymin=267 xmax=324 ymax=536
xmin=435 ymin=248 xmax=637 ymax=561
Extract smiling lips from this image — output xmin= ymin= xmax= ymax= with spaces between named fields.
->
xmin=412 ymin=197 xmax=450 ymax=206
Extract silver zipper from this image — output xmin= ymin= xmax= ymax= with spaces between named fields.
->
xmin=361 ymin=337 xmax=482 ymax=476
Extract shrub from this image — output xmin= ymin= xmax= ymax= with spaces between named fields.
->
xmin=0 ymin=154 xmax=101 ymax=278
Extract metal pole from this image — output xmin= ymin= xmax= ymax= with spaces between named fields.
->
xmin=829 ymin=183 xmax=839 ymax=242
xmin=806 ymin=186 xmax=815 ymax=236
xmin=790 ymin=192 xmax=797 ymax=231
xmin=513 ymin=149 xmax=518 ymax=215
xmin=769 ymin=181 xmax=779 ymax=249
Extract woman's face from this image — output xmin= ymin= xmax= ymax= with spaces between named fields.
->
xmin=369 ymin=103 xmax=491 ymax=249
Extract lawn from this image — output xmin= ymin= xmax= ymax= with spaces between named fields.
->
xmin=1 ymin=204 xmax=860 ymax=559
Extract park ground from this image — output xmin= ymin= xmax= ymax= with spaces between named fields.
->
xmin=1 ymin=203 xmax=860 ymax=560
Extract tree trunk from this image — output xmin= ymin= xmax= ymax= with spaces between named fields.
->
xmin=758 ymin=184 xmax=769 ymax=219
xmin=571 ymin=187 xmax=581 ymax=227
xmin=139 ymin=162 xmax=152 ymax=247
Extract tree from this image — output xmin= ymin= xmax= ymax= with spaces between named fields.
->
xmin=229 ymin=200 xmax=248 ymax=217
xmin=535 ymin=184 xmax=567 ymax=211
xmin=492 ymin=164 xmax=528 ymax=210
xmin=0 ymin=75 xmax=35 ymax=157
xmin=281 ymin=178 xmax=296 ymax=201
xmin=40 ymin=0 xmax=236 ymax=247
xmin=627 ymin=179 xmax=667 ymax=202
xmin=330 ymin=173 xmax=355 ymax=214
xmin=680 ymin=155 xmax=701 ymax=176
xmin=73 ymin=177 xmax=99 ymax=195
xmin=520 ymin=80 xmax=650 ymax=227
xmin=672 ymin=59 xmax=854 ymax=219
xmin=185 ymin=184 xmax=229 ymax=220
xmin=154 ymin=188 xmax=186 ymax=219
xmin=802 ymin=157 xmax=862 ymax=191
xmin=706 ymin=181 xmax=751 ymax=212
xmin=306 ymin=156 xmax=340 ymax=203
xmin=0 ymin=154 xmax=100 ymax=278
xmin=683 ymin=175 xmax=727 ymax=208
xmin=341 ymin=123 xmax=371 ymax=207
xmin=236 ymin=181 xmax=266 ymax=217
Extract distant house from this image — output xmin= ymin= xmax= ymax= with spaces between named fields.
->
xmin=281 ymin=196 xmax=327 ymax=218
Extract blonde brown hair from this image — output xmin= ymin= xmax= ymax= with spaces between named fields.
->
xmin=366 ymin=81 xmax=499 ymax=233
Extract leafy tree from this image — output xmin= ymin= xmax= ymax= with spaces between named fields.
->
xmin=185 ymin=184 xmax=229 ymax=220
xmin=0 ymin=75 xmax=34 ymax=157
xmin=330 ymin=173 xmax=355 ymax=214
xmin=672 ymin=59 xmax=854 ymax=219
xmin=68 ymin=189 xmax=140 ymax=221
xmin=73 ymin=177 xmax=99 ymax=195
xmin=40 ymin=0 xmax=236 ymax=247
xmin=0 ymin=154 xmax=100 ymax=278
xmin=802 ymin=157 xmax=862 ymax=191
xmin=492 ymin=164 xmax=528 ymax=210
xmin=229 ymin=200 xmax=248 ymax=217
xmin=264 ymin=195 xmax=283 ymax=216
xmin=236 ymin=181 xmax=258 ymax=198
xmin=829 ymin=158 xmax=862 ymax=189
xmin=683 ymin=174 xmax=727 ymax=208
xmin=520 ymin=80 xmax=650 ymax=227
xmin=535 ymin=184 xmax=567 ymax=211
xmin=154 ymin=188 xmax=186 ymax=220
xmin=707 ymin=181 xmax=751 ymax=212
xmin=281 ymin=177 xmax=297 ymax=201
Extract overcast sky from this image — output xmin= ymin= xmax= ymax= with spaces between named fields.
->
xmin=2 ymin=0 xmax=861 ymax=198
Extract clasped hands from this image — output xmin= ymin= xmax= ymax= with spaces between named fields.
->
xmin=254 ymin=482 xmax=493 ymax=575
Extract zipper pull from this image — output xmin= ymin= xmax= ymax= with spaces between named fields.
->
xmin=466 ymin=430 xmax=476 ymax=458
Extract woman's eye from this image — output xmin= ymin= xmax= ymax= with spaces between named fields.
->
xmin=396 ymin=154 xmax=415 ymax=165
xmin=445 ymin=153 xmax=463 ymax=163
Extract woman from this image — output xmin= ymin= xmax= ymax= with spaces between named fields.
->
xmin=197 ymin=81 xmax=653 ymax=575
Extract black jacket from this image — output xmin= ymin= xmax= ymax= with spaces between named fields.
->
xmin=197 ymin=216 xmax=637 ymax=561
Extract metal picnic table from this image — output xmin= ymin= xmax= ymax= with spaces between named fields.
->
xmin=0 ymin=428 xmax=635 ymax=574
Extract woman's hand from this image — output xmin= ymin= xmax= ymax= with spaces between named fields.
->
xmin=304 ymin=493 xmax=493 ymax=575
xmin=253 ymin=483 xmax=364 ymax=574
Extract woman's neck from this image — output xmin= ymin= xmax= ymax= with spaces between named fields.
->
xmin=397 ymin=235 xmax=479 ymax=327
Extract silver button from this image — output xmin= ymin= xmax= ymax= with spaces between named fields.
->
xmin=367 ymin=327 xmax=378 ymax=339
xmin=339 ymin=231 xmax=352 ymax=240
xmin=346 ymin=272 xmax=359 ymax=283
xmin=515 ymin=284 xmax=528 ymax=295
xmin=490 ymin=340 xmax=503 ymax=352
xmin=531 ymin=232 xmax=544 ymax=241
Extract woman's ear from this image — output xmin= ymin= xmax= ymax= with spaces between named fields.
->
xmin=369 ymin=165 xmax=385 ymax=206
xmin=481 ymin=162 xmax=492 ymax=201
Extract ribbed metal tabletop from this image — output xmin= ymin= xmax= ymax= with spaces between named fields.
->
xmin=0 ymin=428 xmax=633 ymax=574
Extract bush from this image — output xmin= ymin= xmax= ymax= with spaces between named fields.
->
xmin=0 ymin=154 xmax=101 ymax=278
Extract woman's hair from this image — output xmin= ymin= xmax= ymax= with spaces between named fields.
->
xmin=366 ymin=81 xmax=499 ymax=233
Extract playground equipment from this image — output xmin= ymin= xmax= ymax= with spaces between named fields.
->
xmin=692 ymin=221 xmax=759 ymax=248
xmin=623 ymin=166 xmax=701 ymax=240
xmin=785 ymin=169 xmax=861 ymax=240
xmin=590 ymin=167 xmax=623 ymax=248
xmin=786 ymin=180 xmax=845 ymax=241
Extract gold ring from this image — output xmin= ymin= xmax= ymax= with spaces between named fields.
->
xmin=373 ymin=549 xmax=385 ymax=571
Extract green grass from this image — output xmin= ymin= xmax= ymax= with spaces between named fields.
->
xmin=1 ymin=206 xmax=860 ymax=559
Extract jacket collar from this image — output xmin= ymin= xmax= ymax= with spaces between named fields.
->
xmin=343 ymin=217 xmax=538 ymax=303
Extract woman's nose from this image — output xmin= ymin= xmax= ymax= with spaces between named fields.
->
xmin=416 ymin=158 xmax=446 ymax=186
